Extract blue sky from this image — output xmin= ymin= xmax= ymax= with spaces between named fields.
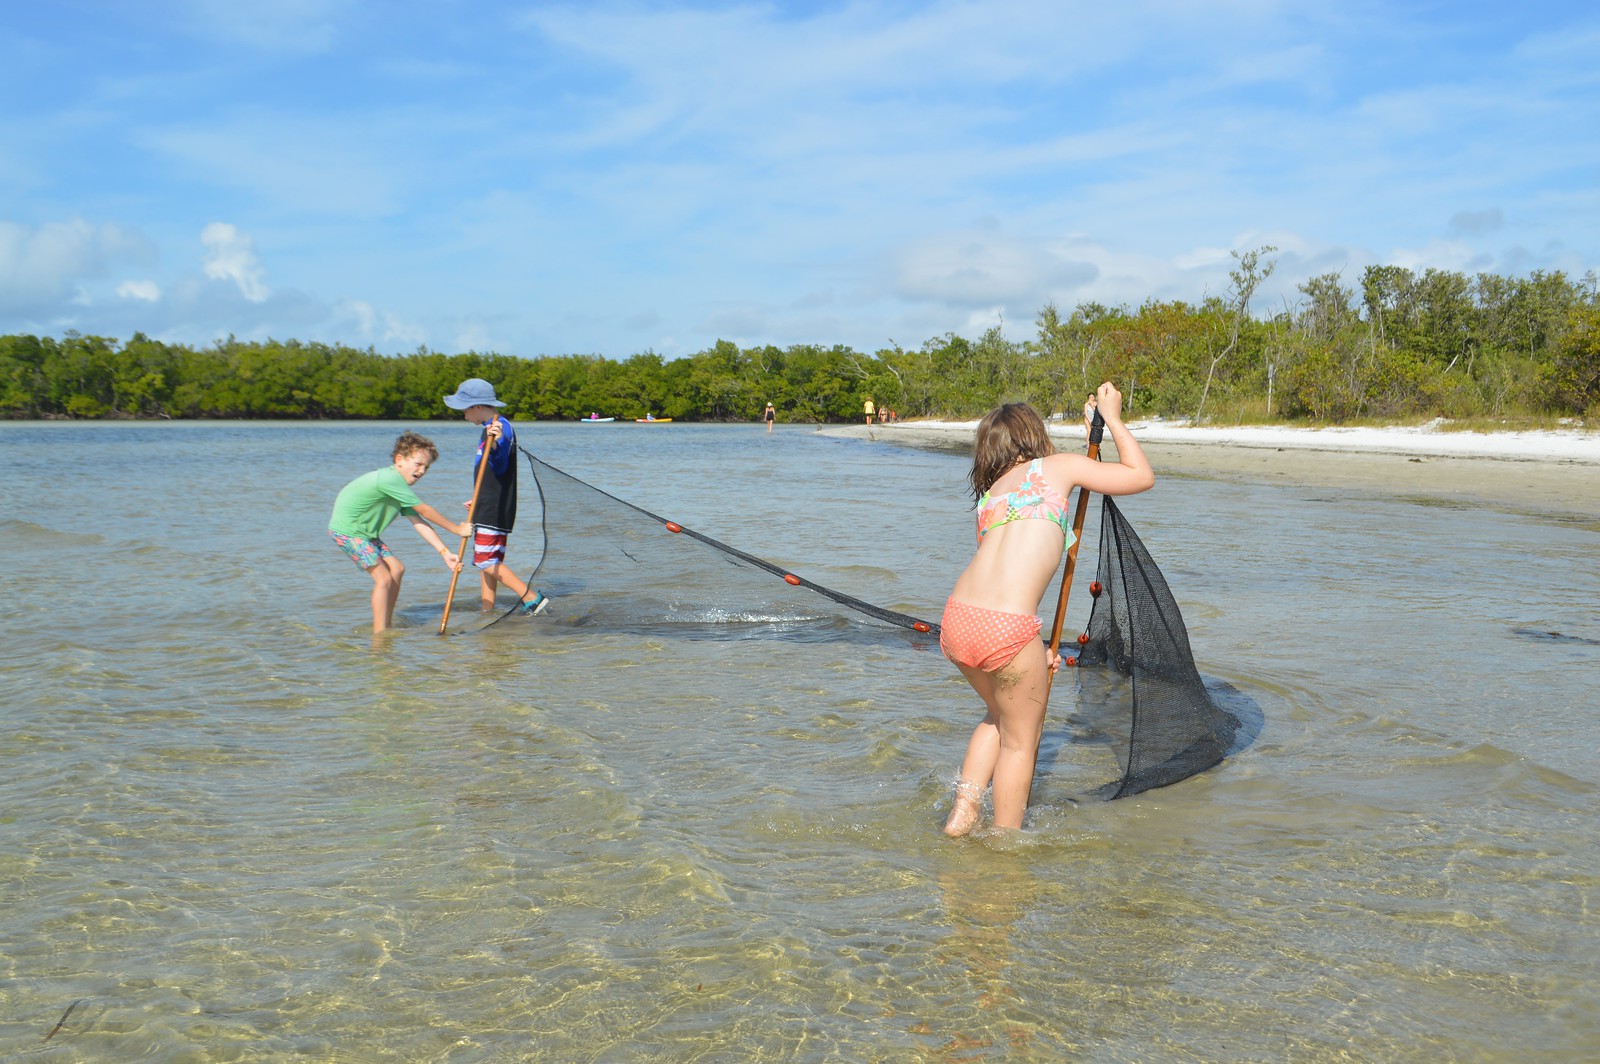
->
xmin=3 ymin=1 xmax=1597 ymax=360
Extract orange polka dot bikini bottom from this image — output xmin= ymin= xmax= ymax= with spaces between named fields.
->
xmin=938 ymin=597 xmax=1043 ymax=672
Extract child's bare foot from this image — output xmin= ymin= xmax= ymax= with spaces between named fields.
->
xmin=943 ymin=779 xmax=984 ymax=837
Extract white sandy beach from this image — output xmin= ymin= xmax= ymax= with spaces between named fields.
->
xmin=869 ymin=416 xmax=1600 ymax=462
xmin=816 ymin=418 xmax=1600 ymax=521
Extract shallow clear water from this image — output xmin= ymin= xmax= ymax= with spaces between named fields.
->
xmin=2 ymin=420 xmax=1597 ymax=1062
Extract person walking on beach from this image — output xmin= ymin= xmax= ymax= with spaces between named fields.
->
xmin=864 ymin=397 xmax=875 ymax=425
xmin=328 ymin=431 xmax=467 ymax=634
xmin=939 ymin=382 xmax=1154 ymax=836
xmin=764 ymin=401 xmax=776 ymax=432
xmin=443 ymin=378 xmax=550 ymax=616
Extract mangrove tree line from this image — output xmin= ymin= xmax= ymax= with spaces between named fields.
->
xmin=4 ymin=254 xmax=1597 ymax=424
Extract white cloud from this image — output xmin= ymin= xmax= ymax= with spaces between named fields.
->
xmin=339 ymin=299 xmax=377 ymax=336
xmin=200 ymin=222 xmax=269 ymax=302
xmin=891 ymin=228 xmax=1098 ymax=308
xmin=117 ymin=279 xmax=161 ymax=301
xmin=0 ymin=219 xmax=152 ymax=314
xmin=1389 ymin=238 xmax=1488 ymax=274
xmin=452 ymin=323 xmax=492 ymax=354
xmin=1172 ymin=246 xmax=1238 ymax=272
xmin=331 ymin=298 xmax=429 ymax=348
xmin=379 ymin=312 xmax=427 ymax=348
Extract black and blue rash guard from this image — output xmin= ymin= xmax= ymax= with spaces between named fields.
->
xmin=471 ymin=416 xmax=518 ymax=532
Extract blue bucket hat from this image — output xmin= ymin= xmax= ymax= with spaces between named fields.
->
xmin=443 ymin=378 xmax=506 ymax=410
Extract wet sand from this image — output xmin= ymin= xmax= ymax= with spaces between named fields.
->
xmin=816 ymin=420 xmax=1600 ymax=524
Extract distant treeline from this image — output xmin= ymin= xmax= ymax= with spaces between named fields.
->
xmin=4 ymin=252 xmax=1597 ymax=424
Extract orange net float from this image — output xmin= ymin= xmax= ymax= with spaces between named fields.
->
xmin=783 ymin=574 xmax=802 ymax=585
xmin=1064 ymin=656 xmax=1078 ymax=667
xmin=1077 ymin=632 xmax=1090 ymax=646
xmin=664 ymin=521 xmax=683 ymax=533
xmin=912 ymin=621 xmax=932 ymax=633
xmin=1089 ymin=580 xmax=1103 ymax=597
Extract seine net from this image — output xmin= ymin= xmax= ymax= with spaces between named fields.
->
xmin=1073 ymin=495 xmax=1240 ymax=798
xmin=506 ymin=447 xmax=942 ymax=645
xmin=507 ymin=444 xmax=1235 ymax=798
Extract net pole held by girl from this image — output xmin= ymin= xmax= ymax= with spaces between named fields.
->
xmin=1044 ymin=407 xmax=1105 ymax=702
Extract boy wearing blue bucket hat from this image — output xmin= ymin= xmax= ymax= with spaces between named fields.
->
xmin=443 ymin=378 xmax=550 ymax=616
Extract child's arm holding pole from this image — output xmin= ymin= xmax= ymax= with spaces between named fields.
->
xmin=406 ymin=503 xmax=466 ymax=570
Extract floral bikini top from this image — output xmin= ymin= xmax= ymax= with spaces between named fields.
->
xmin=975 ymin=458 xmax=1074 ymax=546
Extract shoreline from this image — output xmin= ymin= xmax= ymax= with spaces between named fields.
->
xmin=815 ymin=420 xmax=1600 ymax=523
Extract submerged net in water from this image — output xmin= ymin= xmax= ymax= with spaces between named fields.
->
xmin=510 ymin=445 xmax=1235 ymax=797
xmin=1072 ymin=496 xmax=1240 ymax=798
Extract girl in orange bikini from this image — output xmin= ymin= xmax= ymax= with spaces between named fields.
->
xmin=940 ymin=382 xmax=1154 ymax=836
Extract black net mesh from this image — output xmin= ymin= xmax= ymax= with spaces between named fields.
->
xmin=508 ymin=448 xmax=942 ymax=644
xmin=508 ymin=445 xmax=1234 ymax=799
xmin=1074 ymin=496 xmax=1239 ymax=798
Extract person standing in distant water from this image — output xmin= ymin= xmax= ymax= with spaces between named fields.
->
xmin=764 ymin=401 xmax=776 ymax=433
xmin=443 ymin=378 xmax=550 ymax=616
xmin=327 ymin=431 xmax=467 ymax=634
xmin=938 ymin=382 xmax=1154 ymax=836
xmin=864 ymin=397 xmax=875 ymax=425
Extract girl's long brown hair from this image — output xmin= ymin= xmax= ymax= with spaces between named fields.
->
xmin=968 ymin=402 xmax=1055 ymax=503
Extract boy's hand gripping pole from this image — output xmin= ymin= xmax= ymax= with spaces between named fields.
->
xmin=438 ymin=432 xmax=494 ymax=635
xmin=1043 ymin=408 xmax=1105 ymax=702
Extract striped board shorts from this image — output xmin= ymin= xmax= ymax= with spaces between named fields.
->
xmin=472 ymin=526 xmax=510 ymax=570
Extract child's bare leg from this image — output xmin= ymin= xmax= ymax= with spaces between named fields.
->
xmin=483 ymin=562 xmax=531 ymax=604
xmin=956 ymin=702 xmax=1003 ymax=790
xmin=369 ymin=556 xmax=405 ymax=633
xmin=945 ymin=663 xmax=1006 ymax=836
xmin=947 ymin=651 xmax=1045 ymax=835
xmin=478 ymin=569 xmax=500 ymax=611
xmin=985 ymin=646 xmax=1049 ymax=829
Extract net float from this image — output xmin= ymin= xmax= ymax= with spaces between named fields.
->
xmin=664 ymin=522 xmax=683 ymax=533
xmin=783 ymin=574 xmax=802 ymax=585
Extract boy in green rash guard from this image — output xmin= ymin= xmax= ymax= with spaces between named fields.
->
xmin=328 ymin=431 xmax=469 ymax=633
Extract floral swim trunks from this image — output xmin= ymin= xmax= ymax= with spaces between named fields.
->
xmin=329 ymin=529 xmax=393 ymax=571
